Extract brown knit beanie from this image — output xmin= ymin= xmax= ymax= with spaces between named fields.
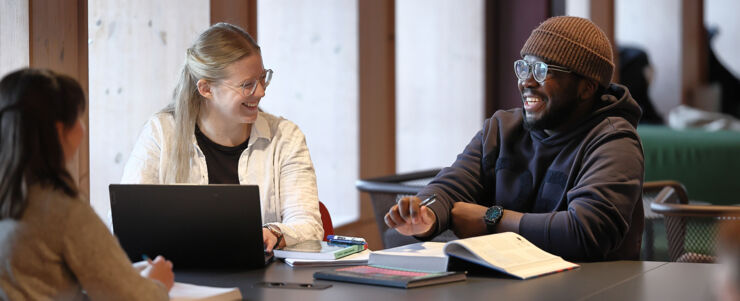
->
xmin=520 ymin=16 xmax=614 ymax=87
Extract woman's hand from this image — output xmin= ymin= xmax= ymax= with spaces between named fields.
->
xmin=139 ymin=255 xmax=175 ymax=291
xmin=263 ymin=227 xmax=285 ymax=253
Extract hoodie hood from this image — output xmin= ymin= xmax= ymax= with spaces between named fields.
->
xmin=529 ymin=83 xmax=642 ymax=145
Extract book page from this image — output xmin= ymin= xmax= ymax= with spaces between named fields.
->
xmin=169 ymin=282 xmax=242 ymax=301
xmin=445 ymin=232 xmax=560 ymax=270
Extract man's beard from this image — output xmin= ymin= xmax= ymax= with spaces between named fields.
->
xmin=522 ymin=98 xmax=580 ymax=132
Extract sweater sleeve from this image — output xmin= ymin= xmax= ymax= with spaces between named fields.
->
xmin=417 ymin=119 xmax=494 ymax=238
xmin=269 ymin=123 xmax=324 ymax=245
xmin=518 ymin=131 xmax=644 ymax=261
xmin=62 ymin=200 xmax=169 ymax=301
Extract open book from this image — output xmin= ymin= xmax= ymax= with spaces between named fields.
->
xmin=169 ymin=282 xmax=241 ymax=301
xmin=369 ymin=232 xmax=579 ymax=279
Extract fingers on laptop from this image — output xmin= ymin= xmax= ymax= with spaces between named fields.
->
xmin=262 ymin=228 xmax=277 ymax=253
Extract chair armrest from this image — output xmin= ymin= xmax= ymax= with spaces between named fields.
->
xmin=643 ymin=180 xmax=689 ymax=203
xmin=650 ymin=202 xmax=740 ymax=217
xmin=355 ymin=169 xmax=442 ymax=194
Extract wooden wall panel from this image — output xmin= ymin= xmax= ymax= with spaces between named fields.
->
xmin=681 ymin=0 xmax=707 ymax=106
xmin=210 ymin=0 xmax=257 ymax=39
xmin=589 ymin=0 xmax=618 ymax=82
xmin=487 ymin=0 xmax=550 ymax=115
xmin=355 ymin=0 xmax=395 ymax=250
xmin=29 ymin=0 xmax=89 ymax=199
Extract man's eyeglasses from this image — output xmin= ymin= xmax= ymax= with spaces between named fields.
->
xmin=514 ymin=60 xmax=570 ymax=83
xmin=221 ymin=69 xmax=273 ymax=97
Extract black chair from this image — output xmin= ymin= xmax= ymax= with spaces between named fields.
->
xmin=355 ymin=169 xmax=458 ymax=249
xmin=650 ymin=184 xmax=740 ymax=262
xmin=641 ymin=181 xmax=689 ymax=260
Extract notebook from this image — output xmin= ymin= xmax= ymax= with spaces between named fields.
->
xmin=313 ymin=265 xmax=466 ymax=289
xmin=274 ymin=241 xmax=366 ymax=260
xmin=109 ymin=184 xmax=268 ymax=269
xmin=284 ymin=249 xmax=371 ymax=267
xmin=169 ymin=282 xmax=242 ymax=301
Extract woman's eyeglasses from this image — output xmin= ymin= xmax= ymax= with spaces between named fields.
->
xmin=222 ymin=69 xmax=273 ymax=97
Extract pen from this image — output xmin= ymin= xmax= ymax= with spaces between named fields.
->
xmin=327 ymin=235 xmax=367 ymax=245
xmin=420 ymin=194 xmax=437 ymax=207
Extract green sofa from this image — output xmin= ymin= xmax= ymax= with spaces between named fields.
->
xmin=638 ymin=125 xmax=740 ymax=205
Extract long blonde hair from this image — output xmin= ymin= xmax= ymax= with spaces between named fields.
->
xmin=162 ymin=23 xmax=260 ymax=183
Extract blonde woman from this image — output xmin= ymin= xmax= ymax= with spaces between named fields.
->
xmin=122 ymin=23 xmax=323 ymax=252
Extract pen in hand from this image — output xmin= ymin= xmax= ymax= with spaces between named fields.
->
xmin=420 ymin=194 xmax=437 ymax=207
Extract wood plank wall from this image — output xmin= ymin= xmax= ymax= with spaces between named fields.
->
xmin=210 ymin=0 xmax=257 ymax=39
xmin=29 ymin=0 xmax=89 ymax=199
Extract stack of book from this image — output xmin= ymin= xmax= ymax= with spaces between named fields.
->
xmin=313 ymin=232 xmax=580 ymax=289
xmin=274 ymin=235 xmax=370 ymax=267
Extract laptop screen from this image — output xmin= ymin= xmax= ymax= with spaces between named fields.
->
xmin=109 ymin=184 xmax=265 ymax=270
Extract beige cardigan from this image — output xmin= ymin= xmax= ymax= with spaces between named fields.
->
xmin=121 ymin=111 xmax=323 ymax=245
xmin=0 ymin=184 xmax=168 ymax=300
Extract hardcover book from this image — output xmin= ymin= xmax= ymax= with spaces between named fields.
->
xmin=313 ymin=265 xmax=466 ymax=289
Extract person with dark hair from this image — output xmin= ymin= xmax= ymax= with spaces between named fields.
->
xmin=0 ymin=68 xmax=173 ymax=300
xmin=706 ymin=27 xmax=740 ymax=118
xmin=385 ymin=16 xmax=644 ymax=261
xmin=618 ymin=46 xmax=664 ymax=124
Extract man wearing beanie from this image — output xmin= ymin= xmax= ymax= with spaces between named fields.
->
xmin=385 ymin=16 xmax=644 ymax=261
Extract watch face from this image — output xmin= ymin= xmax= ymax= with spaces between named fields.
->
xmin=485 ymin=206 xmax=503 ymax=221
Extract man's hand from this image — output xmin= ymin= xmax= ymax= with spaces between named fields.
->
xmin=450 ymin=202 xmax=488 ymax=238
xmin=385 ymin=196 xmax=437 ymax=236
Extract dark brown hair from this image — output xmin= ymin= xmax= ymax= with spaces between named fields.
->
xmin=0 ymin=68 xmax=86 ymax=219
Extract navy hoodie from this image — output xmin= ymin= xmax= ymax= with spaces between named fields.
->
xmin=420 ymin=84 xmax=644 ymax=261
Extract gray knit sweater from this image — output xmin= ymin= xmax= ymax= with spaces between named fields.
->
xmin=0 ymin=184 xmax=168 ymax=300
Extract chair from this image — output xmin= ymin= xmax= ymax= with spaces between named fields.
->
xmin=356 ymin=169 xmax=458 ymax=249
xmin=650 ymin=184 xmax=740 ymax=262
xmin=641 ymin=181 xmax=689 ymax=260
xmin=319 ymin=201 xmax=334 ymax=241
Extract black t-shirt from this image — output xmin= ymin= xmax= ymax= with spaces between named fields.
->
xmin=194 ymin=125 xmax=249 ymax=184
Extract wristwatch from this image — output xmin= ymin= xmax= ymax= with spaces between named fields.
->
xmin=484 ymin=205 xmax=504 ymax=233
xmin=264 ymin=224 xmax=284 ymax=247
